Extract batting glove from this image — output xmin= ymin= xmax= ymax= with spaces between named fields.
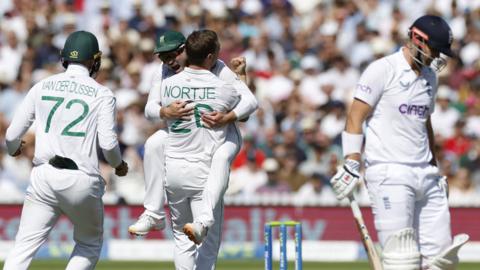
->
xmin=330 ymin=159 xmax=361 ymax=200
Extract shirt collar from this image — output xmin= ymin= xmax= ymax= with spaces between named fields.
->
xmin=184 ymin=67 xmax=211 ymax=74
xmin=397 ymin=47 xmax=414 ymax=72
xmin=66 ymin=64 xmax=90 ymax=76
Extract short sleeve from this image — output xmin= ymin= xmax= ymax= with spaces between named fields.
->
xmin=354 ymin=59 xmax=388 ymax=107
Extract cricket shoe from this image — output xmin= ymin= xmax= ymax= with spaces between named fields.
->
xmin=183 ymin=222 xmax=208 ymax=245
xmin=128 ymin=213 xmax=166 ymax=236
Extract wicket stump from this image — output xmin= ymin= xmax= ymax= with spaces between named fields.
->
xmin=264 ymin=221 xmax=302 ymax=270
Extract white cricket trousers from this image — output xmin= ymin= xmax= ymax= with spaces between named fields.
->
xmin=165 ymin=157 xmax=209 ymax=270
xmin=142 ymin=128 xmax=168 ymax=219
xmin=365 ymin=163 xmax=452 ymax=262
xmin=142 ymin=124 xmax=241 ymax=225
xmin=144 ymin=124 xmax=240 ymax=269
xmin=3 ymin=164 xmax=105 ymax=270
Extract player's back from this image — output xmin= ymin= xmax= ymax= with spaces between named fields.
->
xmin=32 ymin=64 xmax=115 ymax=176
xmin=161 ymin=67 xmax=239 ymax=162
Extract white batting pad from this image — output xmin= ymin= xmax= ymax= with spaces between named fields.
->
xmin=382 ymin=227 xmax=421 ymax=270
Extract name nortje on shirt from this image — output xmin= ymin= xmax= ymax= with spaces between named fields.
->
xmin=163 ymin=85 xmax=216 ymax=100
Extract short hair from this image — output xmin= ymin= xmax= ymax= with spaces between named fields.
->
xmin=186 ymin=30 xmax=219 ymax=66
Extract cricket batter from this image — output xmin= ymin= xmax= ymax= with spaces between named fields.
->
xmin=330 ymin=15 xmax=469 ymax=270
xmin=3 ymin=30 xmax=128 ymax=270
xmin=128 ymin=30 xmax=256 ymax=265
xmin=159 ymin=29 xmax=239 ymax=269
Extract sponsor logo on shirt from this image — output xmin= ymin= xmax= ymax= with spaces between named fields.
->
xmin=356 ymin=83 xmax=372 ymax=94
xmin=399 ymin=80 xmax=410 ymax=89
xmin=398 ymin=104 xmax=430 ymax=118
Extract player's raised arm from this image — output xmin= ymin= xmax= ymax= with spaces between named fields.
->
xmin=201 ymin=57 xmax=258 ymax=128
xmin=5 ymin=86 xmax=36 ymax=156
xmin=229 ymin=56 xmax=258 ymax=121
xmin=230 ymin=56 xmax=247 ymax=84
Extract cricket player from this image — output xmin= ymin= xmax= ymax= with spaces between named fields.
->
xmin=159 ymin=29 xmax=240 ymax=270
xmin=3 ymin=30 xmax=128 ymax=270
xmin=330 ymin=15 xmax=469 ymax=270
xmin=128 ymin=30 xmax=256 ymax=267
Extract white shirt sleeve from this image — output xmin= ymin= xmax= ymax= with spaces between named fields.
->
xmin=221 ymin=83 xmax=241 ymax=111
xmin=144 ymin=81 xmax=163 ymax=121
xmin=354 ymin=59 xmax=388 ymax=107
xmin=5 ymin=87 xmax=36 ymax=155
xmin=97 ymin=94 xmax=119 ymax=149
xmin=217 ymin=63 xmax=258 ymax=120
xmin=97 ymin=93 xmax=122 ymax=167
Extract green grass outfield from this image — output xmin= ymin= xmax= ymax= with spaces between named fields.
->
xmin=1 ymin=260 xmax=480 ymax=269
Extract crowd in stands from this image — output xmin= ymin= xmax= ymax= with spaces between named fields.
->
xmin=0 ymin=0 xmax=479 ymax=206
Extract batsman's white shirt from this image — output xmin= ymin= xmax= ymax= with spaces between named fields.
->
xmin=354 ymin=49 xmax=437 ymax=166
xmin=5 ymin=64 xmax=119 ymax=176
xmin=161 ymin=67 xmax=240 ymax=164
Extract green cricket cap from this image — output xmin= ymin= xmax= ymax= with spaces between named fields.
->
xmin=61 ymin=30 xmax=101 ymax=62
xmin=154 ymin=31 xmax=186 ymax=54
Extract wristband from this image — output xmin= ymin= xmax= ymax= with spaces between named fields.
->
xmin=342 ymin=131 xmax=364 ymax=157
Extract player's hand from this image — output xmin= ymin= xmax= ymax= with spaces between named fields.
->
xmin=160 ymin=100 xmax=194 ymax=120
xmin=230 ymin=57 xmax=247 ymax=76
xmin=115 ymin=160 xmax=128 ymax=177
xmin=330 ymin=159 xmax=361 ymax=200
xmin=201 ymin=111 xmax=237 ymax=128
xmin=11 ymin=140 xmax=25 ymax=157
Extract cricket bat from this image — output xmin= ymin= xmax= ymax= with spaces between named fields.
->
xmin=348 ymin=194 xmax=383 ymax=270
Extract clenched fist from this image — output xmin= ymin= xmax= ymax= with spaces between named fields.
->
xmin=230 ymin=56 xmax=247 ymax=77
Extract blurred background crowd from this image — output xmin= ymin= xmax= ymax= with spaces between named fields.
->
xmin=0 ymin=0 xmax=479 ymax=206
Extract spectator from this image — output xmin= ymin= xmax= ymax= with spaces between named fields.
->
xmin=277 ymin=151 xmax=308 ymax=192
xmin=0 ymin=0 xmax=479 ymax=206
xmin=255 ymin=158 xmax=290 ymax=194
xmin=320 ymin=100 xmax=346 ymax=140
xmin=431 ymin=85 xmax=461 ymax=140
xmin=227 ymin=151 xmax=268 ymax=198
xmin=443 ymin=119 xmax=472 ymax=158
xmin=294 ymin=173 xmax=337 ymax=206
xmin=449 ymin=167 xmax=479 ymax=206
xmin=0 ymin=30 xmax=23 ymax=84
xmin=232 ymin=135 xmax=266 ymax=170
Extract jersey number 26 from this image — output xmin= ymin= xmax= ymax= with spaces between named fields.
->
xmin=171 ymin=103 xmax=213 ymax=134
